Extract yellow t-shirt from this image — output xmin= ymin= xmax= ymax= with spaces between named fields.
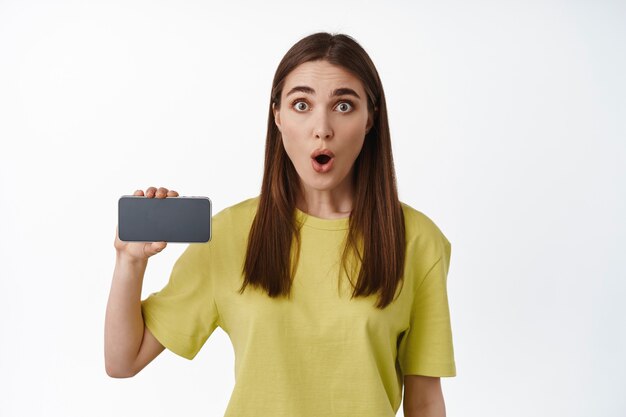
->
xmin=141 ymin=196 xmax=456 ymax=417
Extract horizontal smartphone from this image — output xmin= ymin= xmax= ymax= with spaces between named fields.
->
xmin=118 ymin=195 xmax=211 ymax=243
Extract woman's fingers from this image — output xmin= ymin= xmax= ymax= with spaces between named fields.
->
xmin=156 ymin=187 xmax=167 ymax=197
xmin=141 ymin=187 xmax=177 ymax=198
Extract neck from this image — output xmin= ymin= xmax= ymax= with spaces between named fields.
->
xmin=296 ymin=178 xmax=354 ymax=220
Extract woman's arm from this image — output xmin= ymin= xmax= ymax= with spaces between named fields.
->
xmin=403 ymin=375 xmax=446 ymax=417
xmin=105 ymin=253 xmax=164 ymax=377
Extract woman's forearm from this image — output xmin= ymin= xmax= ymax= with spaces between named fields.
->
xmin=104 ymin=253 xmax=148 ymax=377
xmin=405 ymin=399 xmax=446 ymax=417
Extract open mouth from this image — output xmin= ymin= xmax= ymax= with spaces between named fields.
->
xmin=314 ymin=154 xmax=332 ymax=165
xmin=311 ymin=149 xmax=335 ymax=172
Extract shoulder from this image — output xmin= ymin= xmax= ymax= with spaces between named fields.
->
xmin=213 ymin=195 xmax=259 ymax=225
xmin=400 ymin=201 xmax=451 ymax=265
xmin=207 ymin=196 xmax=260 ymax=250
xmin=400 ymin=201 xmax=450 ymax=243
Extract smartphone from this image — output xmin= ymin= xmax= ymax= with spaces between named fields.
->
xmin=118 ymin=195 xmax=211 ymax=243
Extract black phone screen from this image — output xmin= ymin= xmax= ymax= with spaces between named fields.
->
xmin=118 ymin=196 xmax=212 ymax=243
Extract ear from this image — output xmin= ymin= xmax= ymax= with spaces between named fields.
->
xmin=365 ymin=106 xmax=377 ymax=133
xmin=273 ymin=102 xmax=282 ymax=131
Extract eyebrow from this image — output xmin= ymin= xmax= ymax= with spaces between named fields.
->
xmin=285 ymin=86 xmax=361 ymax=100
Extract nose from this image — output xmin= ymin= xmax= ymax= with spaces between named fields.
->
xmin=313 ymin=112 xmax=333 ymax=140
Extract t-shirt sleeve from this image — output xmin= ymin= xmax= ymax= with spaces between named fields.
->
xmin=140 ymin=243 xmax=220 ymax=360
xmin=398 ymin=236 xmax=456 ymax=377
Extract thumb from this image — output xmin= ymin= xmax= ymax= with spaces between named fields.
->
xmin=152 ymin=242 xmax=167 ymax=253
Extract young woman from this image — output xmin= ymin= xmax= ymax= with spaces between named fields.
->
xmin=105 ymin=32 xmax=456 ymax=417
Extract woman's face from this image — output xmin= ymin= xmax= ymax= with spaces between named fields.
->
xmin=273 ymin=60 xmax=374 ymax=197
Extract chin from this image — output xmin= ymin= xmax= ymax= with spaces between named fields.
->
xmin=301 ymin=175 xmax=343 ymax=192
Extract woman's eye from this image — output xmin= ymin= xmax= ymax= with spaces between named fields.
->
xmin=293 ymin=101 xmax=309 ymax=112
xmin=336 ymin=102 xmax=353 ymax=112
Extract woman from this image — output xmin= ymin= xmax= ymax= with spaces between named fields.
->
xmin=105 ymin=32 xmax=456 ymax=417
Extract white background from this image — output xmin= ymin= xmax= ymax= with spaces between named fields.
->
xmin=1 ymin=1 xmax=624 ymax=416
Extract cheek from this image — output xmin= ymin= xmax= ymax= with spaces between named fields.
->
xmin=345 ymin=138 xmax=365 ymax=164
xmin=280 ymin=117 xmax=302 ymax=143
xmin=340 ymin=124 xmax=367 ymax=159
xmin=339 ymin=115 xmax=367 ymax=138
xmin=280 ymin=131 xmax=303 ymax=164
xmin=281 ymin=119 xmax=311 ymax=157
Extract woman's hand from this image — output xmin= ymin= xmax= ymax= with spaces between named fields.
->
xmin=114 ymin=186 xmax=180 ymax=262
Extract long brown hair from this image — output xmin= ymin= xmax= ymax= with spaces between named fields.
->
xmin=240 ymin=32 xmax=405 ymax=309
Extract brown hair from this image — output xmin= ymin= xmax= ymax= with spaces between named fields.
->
xmin=240 ymin=32 xmax=405 ymax=309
